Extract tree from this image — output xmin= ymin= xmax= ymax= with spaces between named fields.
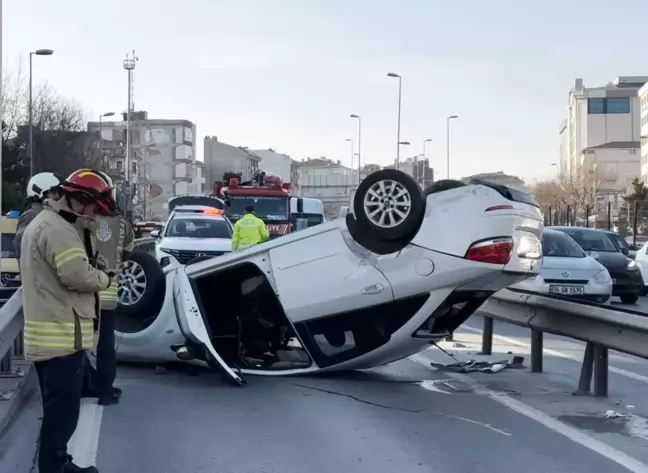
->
xmin=1 ymin=65 xmax=93 ymax=211
xmin=622 ymin=177 xmax=648 ymax=202
xmin=531 ymin=179 xmax=567 ymax=207
xmin=559 ymin=166 xmax=616 ymax=210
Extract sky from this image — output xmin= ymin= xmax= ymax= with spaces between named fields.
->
xmin=4 ymin=0 xmax=648 ymax=184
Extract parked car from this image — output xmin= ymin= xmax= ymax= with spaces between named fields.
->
xmin=601 ymin=230 xmax=640 ymax=259
xmin=631 ymin=241 xmax=648 ymax=296
xmin=511 ymin=229 xmax=612 ymax=304
xmin=112 ymin=170 xmax=543 ymax=385
xmin=551 ymin=226 xmax=642 ymax=304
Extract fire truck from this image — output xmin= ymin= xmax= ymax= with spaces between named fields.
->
xmin=212 ymin=170 xmax=294 ymax=238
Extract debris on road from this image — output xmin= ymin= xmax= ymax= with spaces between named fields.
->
xmin=430 ymin=356 xmax=525 ymax=374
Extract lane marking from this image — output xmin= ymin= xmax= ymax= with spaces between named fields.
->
xmin=461 ymin=324 xmax=648 ymax=385
xmin=409 ymin=353 xmax=648 ymax=473
xmin=67 ymin=399 xmax=104 ymax=468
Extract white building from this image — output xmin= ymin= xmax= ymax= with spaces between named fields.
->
xmin=89 ymin=111 xmax=198 ymax=221
xmin=203 ymin=136 xmax=260 ymax=192
xmin=252 ymin=148 xmax=301 ymax=195
xmin=296 ymin=158 xmax=358 ymax=217
xmin=639 ymin=83 xmax=648 ymax=184
xmin=559 ymin=77 xmax=646 ymax=184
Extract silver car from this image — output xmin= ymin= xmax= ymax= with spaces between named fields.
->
xmin=511 ymin=228 xmax=613 ymax=304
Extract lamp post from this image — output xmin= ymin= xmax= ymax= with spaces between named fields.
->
xmin=350 ymin=114 xmax=362 ymax=185
xmin=387 ymin=73 xmax=402 ymax=169
xmin=29 ymin=48 xmax=54 ymax=178
xmin=446 ymin=115 xmax=459 ymax=179
xmin=345 ymin=138 xmax=354 ymax=186
xmin=417 ymin=139 xmax=432 ymax=188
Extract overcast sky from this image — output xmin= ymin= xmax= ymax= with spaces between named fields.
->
xmin=4 ymin=0 xmax=647 ymax=183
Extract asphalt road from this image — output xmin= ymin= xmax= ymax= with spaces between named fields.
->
xmin=1 ymin=354 xmax=647 ymax=473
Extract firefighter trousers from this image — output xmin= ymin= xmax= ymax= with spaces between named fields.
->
xmin=84 ymin=309 xmax=117 ymax=396
xmin=34 ymin=350 xmax=85 ymax=473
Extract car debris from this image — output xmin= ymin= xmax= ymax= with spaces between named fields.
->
xmin=430 ymin=356 xmax=525 ymax=374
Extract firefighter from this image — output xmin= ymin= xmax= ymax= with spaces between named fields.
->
xmin=81 ymin=170 xmax=135 ymax=406
xmin=14 ymin=172 xmax=64 ymax=258
xmin=231 ymin=205 xmax=270 ymax=251
xmin=21 ymin=170 xmax=115 ymax=473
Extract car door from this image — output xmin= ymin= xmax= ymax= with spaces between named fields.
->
xmin=173 ymin=268 xmax=244 ymax=385
xmin=634 ymin=241 xmax=648 ymax=286
xmin=269 ymin=228 xmax=393 ymax=324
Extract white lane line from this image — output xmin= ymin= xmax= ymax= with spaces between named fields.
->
xmin=409 ymin=353 xmax=648 ymax=473
xmin=461 ymin=324 xmax=648 ymax=385
xmin=67 ymin=399 xmax=104 ymax=468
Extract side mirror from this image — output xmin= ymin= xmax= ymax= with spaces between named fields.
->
xmin=296 ymin=198 xmax=304 ymax=213
xmin=589 ymin=251 xmax=600 ymax=260
xmin=621 ymin=247 xmax=630 ymax=257
xmin=150 ymin=230 xmax=160 ymax=238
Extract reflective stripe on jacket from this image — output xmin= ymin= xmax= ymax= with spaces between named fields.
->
xmin=20 ymin=198 xmax=111 ymax=362
xmin=232 ymin=213 xmax=270 ymax=251
xmin=91 ymin=216 xmax=135 ymax=311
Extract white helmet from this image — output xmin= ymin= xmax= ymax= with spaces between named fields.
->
xmin=26 ymin=172 xmax=63 ymax=199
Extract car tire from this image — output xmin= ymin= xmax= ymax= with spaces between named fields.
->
xmin=116 ymin=252 xmax=166 ymax=319
xmin=345 ymin=213 xmax=414 ymax=255
xmin=352 ymin=169 xmax=425 ymax=241
xmin=620 ymin=293 xmax=640 ymax=304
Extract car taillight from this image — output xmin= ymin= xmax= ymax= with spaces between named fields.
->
xmin=465 ymin=238 xmax=514 ymax=265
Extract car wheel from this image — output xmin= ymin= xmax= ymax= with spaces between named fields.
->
xmin=620 ymin=293 xmax=640 ymax=304
xmin=352 ymin=169 xmax=425 ymax=241
xmin=345 ymin=213 xmax=414 ymax=255
xmin=641 ymin=286 xmax=648 ymax=297
xmin=116 ymin=252 xmax=166 ymax=318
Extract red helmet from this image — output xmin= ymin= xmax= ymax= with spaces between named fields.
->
xmin=61 ymin=169 xmax=116 ymax=215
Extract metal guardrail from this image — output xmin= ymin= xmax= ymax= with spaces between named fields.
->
xmin=0 ymin=237 xmax=156 ymax=376
xmin=477 ymin=288 xmax=648 ymax=397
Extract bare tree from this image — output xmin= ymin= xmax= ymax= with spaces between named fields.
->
xmin=531 ymin=179 xmax=568 ymax=207
xmin=560 ymin=166 xmax=616 ymax=209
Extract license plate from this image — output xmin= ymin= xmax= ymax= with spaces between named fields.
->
xmin=549 ymin=285 xmax=585 ymax=295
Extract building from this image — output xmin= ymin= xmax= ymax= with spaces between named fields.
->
xmin=640 ymin=82 xmax=648 ymax=185
xmin=88 ymin=111 xmax=198 ymax=221
xmin=460 ymin=171 xmax=529 ymax=192
xmin=297 ymin=157 xmax=358 ymax=218
xmin=252 ymin=148 xmax=301 ymax=195
xmin=384 ymin=157 xmax=434 ymax=189
xmin=203 ymin=136 xmax=260 ymax=192
xmin=189 ymin=161 xmax=207 ymax=194
xmin=559 ymin=77 xmax=645 ymax=184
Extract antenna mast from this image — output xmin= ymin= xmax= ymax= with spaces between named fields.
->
xmin=123 ymin=50 xmax=138 ymax=212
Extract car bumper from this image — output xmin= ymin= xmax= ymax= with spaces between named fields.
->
xmin=609 ymin=271 xmax=643 ymax=296
xmin=511 ymin=278 xmax=612 ymax=304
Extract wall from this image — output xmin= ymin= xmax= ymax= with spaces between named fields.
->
xmin=582 ymin=147 xmax=640 ymax=191
xmin=640 ymin=84 xmax=648 ymax=184
xmin=298 ymin=165 xmax=358 ymax=205
xmin=203 ymin=137 xmax=260 ymax=191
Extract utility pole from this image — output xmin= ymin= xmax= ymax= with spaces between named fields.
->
xmin=123 ymin=51 xmax=138 ymax=213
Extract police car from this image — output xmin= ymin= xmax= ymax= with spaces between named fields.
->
xmin=153 ymin=196 xmax=233 ymax=268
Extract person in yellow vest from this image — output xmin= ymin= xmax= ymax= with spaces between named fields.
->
xmin=231 ymin=205 xmax=270 ymax=251
xmin=20 ymin=170 xmax=116 ymax=473
xmin=82 ymin=170 xmax=135 ymax=406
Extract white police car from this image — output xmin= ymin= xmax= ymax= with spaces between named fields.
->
xmin=153 ymin=196 xmax=233 ymax=268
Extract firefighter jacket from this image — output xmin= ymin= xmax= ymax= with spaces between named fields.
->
xmin=14 ymin=200 xmax=43 ymax=258
xmin=232 ymin=213 xmax=270 ymax=251
xmin=20 ymin=198 xmax=111 ymax=362
xmin=91 ymin=215 xmax=135 ymax=311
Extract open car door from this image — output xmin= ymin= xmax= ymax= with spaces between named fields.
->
xmin=173 ymin=268 xmax=244 ymax=386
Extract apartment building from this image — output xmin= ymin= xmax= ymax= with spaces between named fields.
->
xmin=640 ymin=82 xmax=648 ymax=185
xmin=88 ymin=111 xmax=199 ymax=221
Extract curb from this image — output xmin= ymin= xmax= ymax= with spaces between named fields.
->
xmin=0 ymin=362 xmax=37 ymax=440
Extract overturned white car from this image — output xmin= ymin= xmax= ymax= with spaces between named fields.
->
xmin=114 ymin=170 xmax=543 ymax=385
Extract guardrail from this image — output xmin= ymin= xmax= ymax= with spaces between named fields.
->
xmin=0 ymin=237 xmax=156 ymax=376
xmin=477 ymin=288 xmax=648 ymax=397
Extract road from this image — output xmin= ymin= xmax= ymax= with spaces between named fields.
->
xmin=1 ymin=295 xmax=648 ymax=473
xmin=1 ymin=352 xmax=648 ymax=472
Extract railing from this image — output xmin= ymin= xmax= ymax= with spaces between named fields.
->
xmin=477 ymin=288 xmax=648 ymax=397
xmin=0 ymin=237 xmax=157 ymax=375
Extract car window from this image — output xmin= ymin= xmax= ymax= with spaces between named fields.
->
xmin=542 ymin=232 xmax=585 ymax=258
xmin=1 ymin=234 xmax=16 ymax=258
xmin=164 ymin=218 xmax=232 ymax=239
xmin=609 ymin=234 xmax=629 ymax=251
xmin=559 ymin=229 xmax=618 ymax=252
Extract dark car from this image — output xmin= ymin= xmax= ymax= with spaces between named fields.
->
xmin=551 ymin=226 xmax=642 ymax=304
xmin=601 ymin=230 xmax=641 ymax=259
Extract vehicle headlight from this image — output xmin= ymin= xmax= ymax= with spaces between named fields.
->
xmin=627 ymin=260 xmax=639 ymax=270
xmin=592 ymin=269 xmax=612 ymax=284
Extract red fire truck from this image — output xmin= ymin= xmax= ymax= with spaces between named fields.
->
xmin=212 ymin=170 xmax=293 ymax=238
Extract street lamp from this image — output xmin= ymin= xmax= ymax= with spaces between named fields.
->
xmin=345 ymin=138 xmax=354 ymax=185
xmin=387 ymin=73 xmax=403 ymax=170
xmin=446 ymin=115 xmax=459 ymax=179
xmin=416 ymin=139 xmax=432 ymax=188
xmin=29 ymin=48 xmax=54 ymax=178
xmin=350 ymin=114 xmax=362 ymax=185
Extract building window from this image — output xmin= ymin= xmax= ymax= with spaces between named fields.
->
xmin=588 ymin=98 xmax=605 ymax=114
xmin=606 ymin=97 xmax=630 ymax=114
